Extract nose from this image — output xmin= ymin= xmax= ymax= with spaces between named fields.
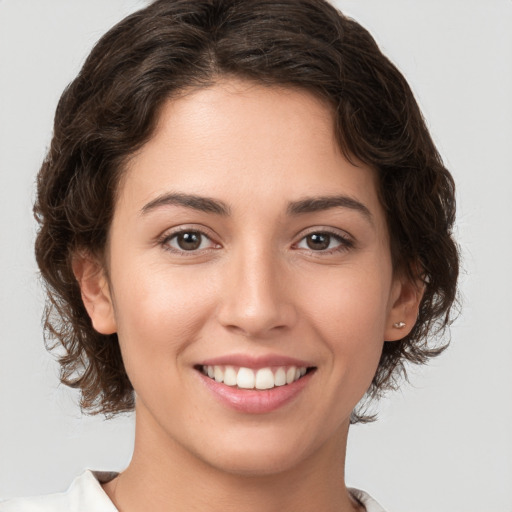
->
xmin=216 ymin=245 xmax=298 ymax=338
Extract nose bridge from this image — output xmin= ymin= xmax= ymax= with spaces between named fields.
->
xmin=217 ymin=240 xmax=296 ymax=337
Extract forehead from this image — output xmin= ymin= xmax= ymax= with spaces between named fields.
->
xmin=129 ymin=80 xmax=338 ymax=177
xmin=117 ymin=79 xmax=383 ymax=225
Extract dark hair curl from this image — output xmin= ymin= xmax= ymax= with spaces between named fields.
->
xmin=34 ymin=0 xmax=459 ymax=422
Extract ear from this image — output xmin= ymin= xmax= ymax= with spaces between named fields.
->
xmin=72 ymin=252 xmax=117 ymax=335
xmin=384 ymin=272 xmax=424 ymax=342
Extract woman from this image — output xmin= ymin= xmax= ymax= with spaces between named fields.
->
xmin=0 ymin=0 xmax=458 ymax=510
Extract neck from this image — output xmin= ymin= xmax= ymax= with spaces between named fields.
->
xmin=103 ymin=405 xmax=361 ymax=512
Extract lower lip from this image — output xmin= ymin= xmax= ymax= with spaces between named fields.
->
xmin=198 ymin=371 xmax=314 ymax=414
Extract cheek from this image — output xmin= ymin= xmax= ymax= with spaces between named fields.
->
xmin=297 ymin=261 xmax=392 ymax=370
xmin=110 ymin=263 xmax=218 ymax=377
xmin=302 ymin=262 xmax=391 ymax=326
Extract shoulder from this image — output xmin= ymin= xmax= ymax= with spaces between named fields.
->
xmin=0 ymin=471 xmax=118 ymax=512
xmin=349 ymin=487 xmax=388 ymax=512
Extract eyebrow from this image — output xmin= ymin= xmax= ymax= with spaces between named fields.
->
xmin=141 ymin=193 xmax=231 ymax=216
xmin=287 ymin=195 xmax=373 ymax=223
xmin=141 ymin=192 xmax=372 ymax=223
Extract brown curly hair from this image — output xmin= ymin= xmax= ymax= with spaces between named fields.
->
xmin=34 ymin=0 xmax=459 ymax=423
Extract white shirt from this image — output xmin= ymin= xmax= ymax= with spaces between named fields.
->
xmin=0 ymin=471 xmax=387 ymax=512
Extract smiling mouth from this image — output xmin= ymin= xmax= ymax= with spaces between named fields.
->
xmin=197 ymin=365 xmax=315 ymax=390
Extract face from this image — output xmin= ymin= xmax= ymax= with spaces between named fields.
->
xmin=80 ymin=79 xmax=416 ymax=476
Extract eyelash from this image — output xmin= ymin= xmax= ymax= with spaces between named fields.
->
xmin=293 ymin=230 xmax=354 ymax=255
xmin=158 ymin=228 xmax=354 ymax=255
xmin=158 ymin=228 xmax=219 ymax=255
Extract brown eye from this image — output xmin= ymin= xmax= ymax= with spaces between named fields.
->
xmin=165 ymin=230 xmax=214 ymax=252
xmin=295 ymin=231 xmax=351 ymax=254
xmin=176 ymin=232 xmax=203 ymax=250
xmin=306 ymin=233 xmax=331 ymax=250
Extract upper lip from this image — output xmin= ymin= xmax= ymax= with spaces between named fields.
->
xmin=197 ymin=353 xmax=314 ymax=369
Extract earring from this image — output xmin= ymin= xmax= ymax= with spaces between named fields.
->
xmin=393 ymin=321 xmax=406 ymax=329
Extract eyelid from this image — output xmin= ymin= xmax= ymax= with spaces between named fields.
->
xmin=292 ymin=226 xmax=355 ymax=253
xmin=157 ymin=224 xmax=221 ymax=254
xmin=294 ymin=225 xmax=354 ymax=242
xmin=155 ymin=224 xmax=355 ymax=255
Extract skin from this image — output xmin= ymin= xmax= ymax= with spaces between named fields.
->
xmin=74 ymin=79 xmax=422 ymax=512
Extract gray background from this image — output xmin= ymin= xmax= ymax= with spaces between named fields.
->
xmin=1 ymin=1 xmax=511 ymax=511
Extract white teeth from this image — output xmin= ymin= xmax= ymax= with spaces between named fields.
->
xmin=223 ymin=366 xmax=238 ymax=386
xmin=214 ymin=366 xmax=224 ymax=382
xmin=237 ymin=367 xmax=255 ymax=389
xmin=255 ymin=368 xmax=274 ymax=390
xmin=286 ymin=367 xmax=296 ymax=384
xmin=274 ymin=367 xmax=286 ymax=386
xmin=202 ymin=365 xmax=309 ymax=389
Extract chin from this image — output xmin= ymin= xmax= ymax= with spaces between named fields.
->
xmin=191 ymin=426 xmax=331 ymax=478
xmin=208 ymin=447 xmax=308 ymax=477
